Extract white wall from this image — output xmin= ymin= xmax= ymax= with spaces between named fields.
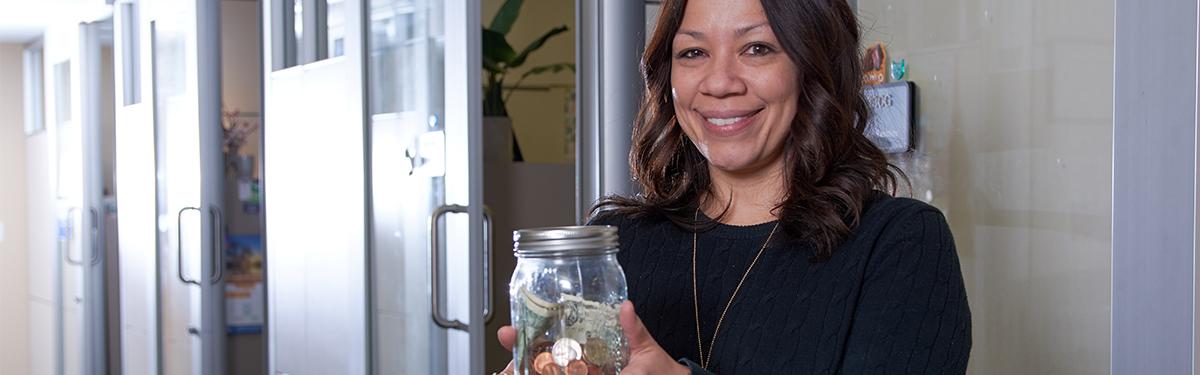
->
xmin=0 ymin=42 xmax=30 ymax=375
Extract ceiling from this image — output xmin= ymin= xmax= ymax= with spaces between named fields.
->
xmin=0 ymin=0 xmax=107 ymax=44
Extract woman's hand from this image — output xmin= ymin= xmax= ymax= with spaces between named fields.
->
xmin=495 ymin=326 xmax=516 ymax=375
xmin=617 ymin=301 xmax=691 ymax=375
xmin=494 ymin=301 xmax=690 ymax=375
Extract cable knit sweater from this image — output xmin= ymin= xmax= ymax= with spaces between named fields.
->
xmin=591 ymin=193 xmax=971 ymax=374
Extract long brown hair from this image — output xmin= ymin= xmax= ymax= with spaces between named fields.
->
xmin=593 ymin=0 xmax=901 ymax=261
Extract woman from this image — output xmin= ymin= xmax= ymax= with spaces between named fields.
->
xmin=498 ymin=0 xmax=971 ymax=373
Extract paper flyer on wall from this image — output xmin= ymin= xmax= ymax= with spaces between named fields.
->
xmin=225 ymin=234 xmax=264 ymax=334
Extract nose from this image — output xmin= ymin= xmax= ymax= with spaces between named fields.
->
xmin=698 ymin=54 xmax=747 ymax=98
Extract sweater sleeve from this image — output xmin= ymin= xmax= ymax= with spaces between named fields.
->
xmin=678 ymin=358 xmax=717 ymax=375
xmin=838 ymin=209 xmax=972 ymax=374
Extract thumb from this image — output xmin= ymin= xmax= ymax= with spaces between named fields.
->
xmin=497 ymin=326 xmax=516 ymax=351
xmin=619 ymin=301 xmax=657 ymax=352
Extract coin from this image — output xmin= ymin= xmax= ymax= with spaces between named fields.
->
xmin=539 ymin=364 xmax=563 ymax=375
xmin=551 ymin=338 xmax=583 ymax=367
xmin=582 ymin=338 xmax=610 ymax=366
xmin=565 ymin=360 xmax=588 ymax=375
xmin=586 ymin=363 xmax=602 ymax=375
xmin=533 ymin=352 xmax=555 ymax=374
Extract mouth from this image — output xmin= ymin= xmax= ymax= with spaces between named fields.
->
xmin=698 ymin=108 xmax=764 ymax=134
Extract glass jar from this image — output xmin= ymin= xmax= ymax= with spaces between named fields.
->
xmin=509 ymin=226 xmax=628 ymax=375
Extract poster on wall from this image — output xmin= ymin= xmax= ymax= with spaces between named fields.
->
xmin=225 ymin=234 xmax=264 ymax=334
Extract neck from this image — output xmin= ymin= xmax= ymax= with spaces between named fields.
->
xmin=701 ymin=159 xmax=787 ymax=226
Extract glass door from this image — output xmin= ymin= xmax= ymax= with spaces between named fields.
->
xmin=262 ymin=0 xmax=372 ymax=373
xmin=149 ymin=0 xmax=225 ymax=374
xmin=114 ymin=0 xmax=162 ymax=373
xmin=367 ymin=0 xmax=488 ymax=373
xmin=263 ymin=0 xmax=486 ymax=373
xmin=44 ymin=19 xmax=104 ymax=375
xmin=365 ymin=0 xmax=447 ymax=373
xmin=78 ymin=19 xmax=114 ymax=375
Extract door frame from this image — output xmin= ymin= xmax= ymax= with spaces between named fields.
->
xmin=1112 ymin=0 xmax=1200 ymax=372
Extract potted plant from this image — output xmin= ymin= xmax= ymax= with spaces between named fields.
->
xmin=483 ymin=0 xmax=574 ymax=162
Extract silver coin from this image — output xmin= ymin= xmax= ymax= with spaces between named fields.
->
xmin=551 ymin=337 xmax=583 ymax=367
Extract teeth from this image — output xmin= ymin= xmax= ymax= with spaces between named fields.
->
xmin=706 ymin=117 xmax=744 ymax=126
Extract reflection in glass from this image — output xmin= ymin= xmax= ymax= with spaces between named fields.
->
xmin=326 ymin=0 xmax=346 ymax=58
xmin=367 ymin=0 xmax=446 ymax=373
xmin=293 ymin=0 xmax=304 ymax=50
xmin=120 ymin=2 xmax=141 ymax=105
xmin=23 ymin=45 xmax=45 ymax=134
xmin=54 ymin=61 xmax=72 ymax=124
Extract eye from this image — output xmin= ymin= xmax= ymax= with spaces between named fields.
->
xmin=745 ymin=43 xmax=776 ymax=56
xmin=677 ymin=48 xmax=706 ymax=59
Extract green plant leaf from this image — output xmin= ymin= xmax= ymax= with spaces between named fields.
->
xmin=517 ymin=62 xmax=576 ymax=82
xmin=483 ymin=55 xmax=503 ymax=74
xmin=508 ymin=25 xmax=568 ymax=69
xmin=503 ymin=62 xmax=576 ymax=103
xmin=482 ymin=28 xmax=517 ymax=68
xmin=489 ymin=0 xmax=524 ymax=35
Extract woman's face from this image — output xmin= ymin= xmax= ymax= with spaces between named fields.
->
xmin=671 ymin=0 xmax=799 ymax=176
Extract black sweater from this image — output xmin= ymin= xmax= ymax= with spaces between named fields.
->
xmin=591 ymin=194 xmax=971 ymax=374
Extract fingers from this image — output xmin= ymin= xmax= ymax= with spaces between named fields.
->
xmin=498 ymin=325 xmax=517 ymax=351
xmin=619 ymin=301 xmax=656 ymax=351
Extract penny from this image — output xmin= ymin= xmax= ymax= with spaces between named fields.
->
xmin=533 ymin=352 xmax=555 ymax=374
xmin=565 ymin=360 xmax=588 ymax=375
xmin=551 ymin=338 xmax=583 ymax=367
xmin=586 ymin=363 xmax=602 ymax=375
xmin=539 ymin=364 xmax=563 ymax=375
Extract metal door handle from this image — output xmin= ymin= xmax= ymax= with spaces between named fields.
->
xmin=429 ymin=204 xmax=494 ymax=330
xmin=482 ymin=206 xmax=494 ymax=324
xmin=430 ymin=205 xmax=468 ymax=331
xmin=177 ymin=206 xmax=201 ymax=286
xmin=64 ymin=207 xmax=83 ymax=266
xmin=209 ymin=206 xmax=224 ymax=283
xmin=89 ymin=207 xmax=101 ymax=265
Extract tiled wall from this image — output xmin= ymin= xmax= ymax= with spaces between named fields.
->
xmin=855 ymin=0 xmax=1114 ymax=372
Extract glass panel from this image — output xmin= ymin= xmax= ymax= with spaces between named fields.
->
xmin=23 ymin=45 xmax=45 ymax=135
xmin=53 ymin=57 xmax=86 ymax=375
xmin=326 ymin=0 xmax=346 ymax=58
xmin=293 ymin=0 xmax=304 ymax=54
xmin=367 ymin=0 xmax=445 ymax=373
xmin=54 ymin=61 xmax=72 ymax=125
xmin=854 ymin=0 xmax=1113 ymax=372
xmin=54 ymin=61 xmax=78 ymax=200
xmin=152 ymin=10 xmax=204 ymax=375
xmin=120 ymin=2 xmax=142 ymax=105
xmin=272 ymin=0 xmax=301 ymax=70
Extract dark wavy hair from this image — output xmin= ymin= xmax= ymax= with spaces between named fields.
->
xmin=591 ymin=0 xmax=901 ymax=261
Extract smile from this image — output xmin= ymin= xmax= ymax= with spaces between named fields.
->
xmin=699 ymin=108 xmax=764 ymax=134
xmin=706 ymin=116 xmax=746 ymax=126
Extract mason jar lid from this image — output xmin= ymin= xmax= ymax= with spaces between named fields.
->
xmin=513 ymin=225 xmax=619 ymax=258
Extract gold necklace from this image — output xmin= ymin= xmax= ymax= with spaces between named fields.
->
xmin=692 ymin=210 xmax=780 ymax=370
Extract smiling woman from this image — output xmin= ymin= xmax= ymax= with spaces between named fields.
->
xmin=498 ymin=0 xmax=970 ymax=374
xmin=581 ymin=0 xmax=969 ymax=373
xmin=614 ymin=0 xmax=900 ymax=259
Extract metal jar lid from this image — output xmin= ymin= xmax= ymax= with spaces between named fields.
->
xmin=513 ymin=225 xmax=619 ymax=258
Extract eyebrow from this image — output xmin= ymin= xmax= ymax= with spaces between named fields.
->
xmin=676 ymin=22 xmax=770 ymax=39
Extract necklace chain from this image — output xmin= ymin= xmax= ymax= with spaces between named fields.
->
xmin=692 ymin=210 xmax=780 ymax=370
